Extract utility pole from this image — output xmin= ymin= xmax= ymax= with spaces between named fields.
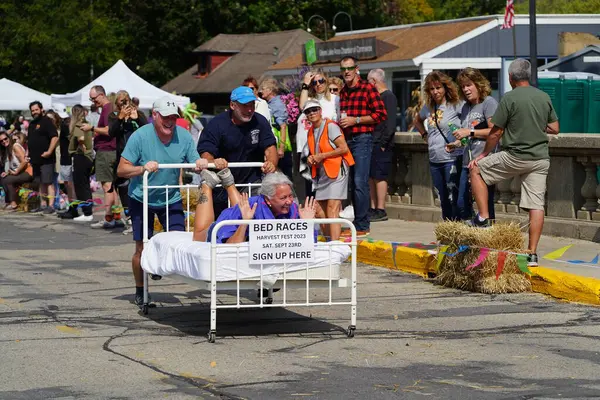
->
xmin=90 ymin=0 xmax=94 ymax=80
xmin=529 ymin=0 xmax=538 ymax=86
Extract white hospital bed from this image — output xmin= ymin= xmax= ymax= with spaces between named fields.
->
xmin=140 ymin=163 xmax=358 ymax=343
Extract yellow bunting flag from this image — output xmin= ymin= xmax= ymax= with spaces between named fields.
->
xmin=436 ymin=245 xmax=449 ymax=270
xmin=542 ymin=245 xmax=573 ymax=260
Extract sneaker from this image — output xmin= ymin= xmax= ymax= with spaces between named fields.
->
xmin=200 ymin=169 xmax=221 ymax=189
xmin=370 ymin=209 xmax=388 ymax=222
xmin=90 ymin=219 xmax=116 ymax=229
xmin=466 ymin=214 xmax=491 ymax=228
xmin=74 ymin=214 xmax=94 ymax=222
xmin=356 ymin=230 xmax=370 ymax=238
xmin=340 ymin=229 xmax=370 ymax=238
xmin=150 ymin=274 xmax=162 ymax=281
xmin=527 ymin=253 xmax=539 ymax=267
xmin=122 ymin=226 xmax=133 ymax=235
xmin=134 ymin=294 xmax=154 ymax=307
xmin=29 ymin=207 xmax=44 ymax=213
xmin=42 ymin=207 xmax=55 ymax=215
xmin=217 ymin=168 xmax=235 ymax=188
xmin=114 ymin=219 xmax=125 ymax=228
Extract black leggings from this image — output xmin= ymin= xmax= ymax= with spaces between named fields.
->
xmin=1 ymin=171 xmax=33 ymax=203
xmin=73 ymin=154 xmax=94 ymax=216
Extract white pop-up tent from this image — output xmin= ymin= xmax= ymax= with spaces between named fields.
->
xmin=0 ymin=78 xmax=52 ymax=110
xmin=51 ymin=60 xmax=189 ymax=109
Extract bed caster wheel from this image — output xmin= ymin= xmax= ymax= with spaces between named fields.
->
xmin=208 ymin=331 xmax=216 ymax=343
xmin=142 ymin=304 xmax=149 ymax=315
xmin=347 ymin=325 xmax=356 ymax=338
xmin=265 ymin=297 xmax=273 ymax=304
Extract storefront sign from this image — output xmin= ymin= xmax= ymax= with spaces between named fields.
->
xmin=305 ymin=39 xmax=317 ymax=65
xmin=315 ymin=37 xmax=378 ymax=62
xmin=249 ymin=221 xmax=315 ymax=264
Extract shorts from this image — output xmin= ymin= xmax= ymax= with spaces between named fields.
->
xmin=477 ymin=151 xmax=549 ymax=210
xmin=59 ymin=165 xmax=73 ymax=182
xmin=32 ymin=163 xmax=55 ymax=185
xmin=370 ymin=145 xmax=393 ymax=180
xmin=94 ymin=150 xmax=116 ymax=183
xmin=129 ymin=198 xmax=185 ymax=242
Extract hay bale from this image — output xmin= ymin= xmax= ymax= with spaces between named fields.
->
xmin=152 ymin=188 xmax=199 ymax=233
xmin=434 ymin=221 xmax=531 ymax=294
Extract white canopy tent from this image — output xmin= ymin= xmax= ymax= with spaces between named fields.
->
xmin=51 ymin=60 xmax=189 ymax=109
xmin=0 ymin=78 xmax=52 ymax=111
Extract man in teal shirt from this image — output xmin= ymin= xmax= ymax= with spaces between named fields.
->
xmin=469 ymin=59 xmax=559 ymax=267
xmin=117 ymin=96 xmax=208 ymax=306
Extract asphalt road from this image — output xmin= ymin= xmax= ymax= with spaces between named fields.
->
xmin=1 ymin=211 xmax=600 ymax=400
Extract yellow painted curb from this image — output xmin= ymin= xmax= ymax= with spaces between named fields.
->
xmin=357 ymin=240 xmax=435 ymax=278
xmin=356 ymin=241 xmax=600 ymax=306
xmin=530 ymin=266 xmax=600 ymax=306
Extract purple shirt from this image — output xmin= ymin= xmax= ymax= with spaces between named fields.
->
xmin=94 ymin=102 xmax=116 ymax=151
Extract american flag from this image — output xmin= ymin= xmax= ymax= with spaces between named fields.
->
xmin=501 ymin=0 xmax=515 ymax=29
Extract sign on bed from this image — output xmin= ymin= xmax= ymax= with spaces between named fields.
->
xmin=249 ymin=221 xmax=315 ymax=264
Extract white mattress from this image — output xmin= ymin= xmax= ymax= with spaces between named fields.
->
xmin=141 ymin=231 xmax=351 ymax=282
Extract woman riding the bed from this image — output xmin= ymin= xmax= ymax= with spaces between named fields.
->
xmin=192 ymin=170 xmax=316 ymax=243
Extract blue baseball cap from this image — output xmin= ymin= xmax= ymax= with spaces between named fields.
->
xmin=230 ymin=86 xmax=257 ymax=104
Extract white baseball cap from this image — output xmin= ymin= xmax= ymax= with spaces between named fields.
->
xmin=53 ymin=103 xmax=69 ymax=119
xmin=302 ymin=99 xmax=322 ymax=113
xmin=153 ymin=97 xmax=179 ymax=117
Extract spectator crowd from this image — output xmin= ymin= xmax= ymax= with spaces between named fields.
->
xmin=1 ymin=57 xmax=557 ymax=287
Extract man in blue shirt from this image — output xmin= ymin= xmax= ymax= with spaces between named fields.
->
xmin=197 ymin=86 xmax=278 ymax=217
xmin=117 ymin=97 xmax=208 ymax=307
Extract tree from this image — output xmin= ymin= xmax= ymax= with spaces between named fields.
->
xmin=515 ymin=0 xmax=600 ymax=13
xmin=427 ymin=0 xmax=505 ymax=20
xmin=0 ymin=0 xmax=124 ymax=93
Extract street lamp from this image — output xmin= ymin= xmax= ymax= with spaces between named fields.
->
xmin=307 ymin=14 xmax=328 ymax=40
xmin=332 ymin=11 xmax=353 ymax=32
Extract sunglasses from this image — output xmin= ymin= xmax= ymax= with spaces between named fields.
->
xmin=340 ymin=66 xmax=356 ymax=72
xmin=0 ymin=137 xmax=9 ymax=143
xmin=329 ymin=87 xmax=339 ymax=93
xmin=304 ymin=107 xmax=320 ymax=115
xmin=89 ymin=94 xmax=100 ymax=102
xmin=311 ymin=78 xmax=326 ymax=86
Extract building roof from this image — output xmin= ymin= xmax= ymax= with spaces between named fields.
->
xmin=268 ymin=14 xmax=600 ymax=74
xmin=162 ymin=29 xmax=320 ymax=95
xmin=269 ymin=18 xmax=492 ymax=71
xmin=540 ymin=45 xmax=600 ymax=70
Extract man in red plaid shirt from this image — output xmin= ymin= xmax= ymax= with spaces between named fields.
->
xmin=338 ymin=56 xmax=387 ymax=236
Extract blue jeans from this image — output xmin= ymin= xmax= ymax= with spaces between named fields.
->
xmin=457 ymin=167 xmax=496 ymax=221
xmin=430 ymin=159 xmax=461 ymax=221
xmin=348 ymin=134 xmax=372 ymax=231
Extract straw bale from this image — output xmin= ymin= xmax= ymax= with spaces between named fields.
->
xmin=153 ymin=188 xmax=198 ymax=233
xmin=434 ymin=221 xmax=531 ymax=294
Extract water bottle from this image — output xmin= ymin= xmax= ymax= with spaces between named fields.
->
xmin=449 ymin=123 xmax=468 ymax=147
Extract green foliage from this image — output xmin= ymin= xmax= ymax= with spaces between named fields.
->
xmin=515 ymin=0 xmax=600 ymax=13
xmin=427 ymin=0 xmax=505 ymax=20
xmin=0 ymin=0 xmax=124 ymax=93
xmin=7 ymin=0 xmax=592 ymax=96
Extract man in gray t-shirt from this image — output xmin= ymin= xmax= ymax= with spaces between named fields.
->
xmin=469 ymin=59 xmax=559 ymax=267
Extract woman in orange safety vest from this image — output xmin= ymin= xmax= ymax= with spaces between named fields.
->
xmin=305 ymin=100 xmax=354 ymax=241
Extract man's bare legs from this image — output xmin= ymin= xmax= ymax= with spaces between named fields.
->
xmin=528 ymin=209 xmax=544 ymax=254
xmin=102 ymin=181 xmax=117 ymax=221
xmin=369 ymin=178 xmax=387 ymax=210
xmin=132 ymin=240 xmax=144 ymax=287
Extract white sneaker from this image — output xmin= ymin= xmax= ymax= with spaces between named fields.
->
xmin=90 ymin=219 xmax=116 ymax=229
xmin=122 ymin=226 xmax=133 ymax=235
xmin=73 ymin=215 xmax=94 ymax=222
